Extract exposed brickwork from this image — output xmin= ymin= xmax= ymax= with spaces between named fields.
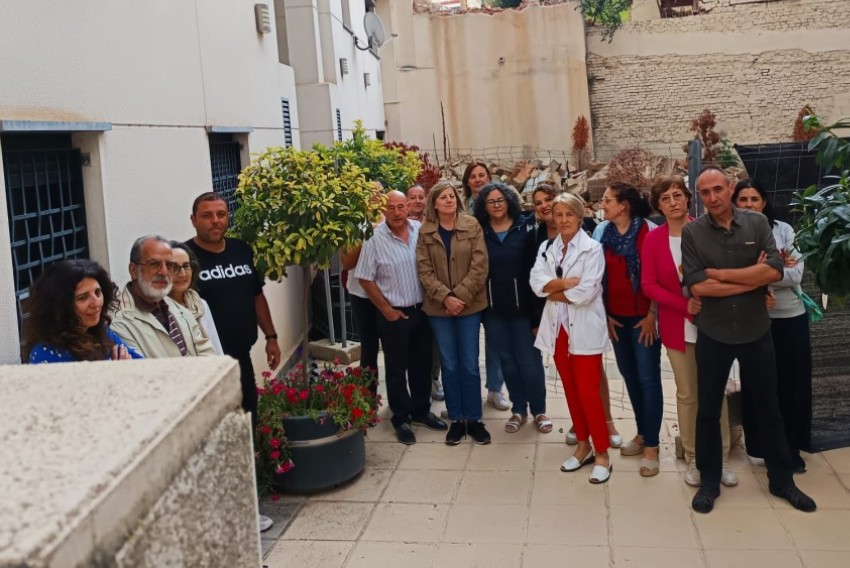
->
xmin=594 ymin=0 xmax=850 ymax=35
xmin=587 ymin=0 xmax=850 ymax=159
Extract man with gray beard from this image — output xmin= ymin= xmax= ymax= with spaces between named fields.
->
xmin=112 ymin=235 xmax=214 ymax=358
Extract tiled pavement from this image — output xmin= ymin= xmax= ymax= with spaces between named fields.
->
xmin=261 ymin=351 xmax=850 ymax=568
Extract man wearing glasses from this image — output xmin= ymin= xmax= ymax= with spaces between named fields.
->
xmin=112 ymin=235 xmax=215 ymax=359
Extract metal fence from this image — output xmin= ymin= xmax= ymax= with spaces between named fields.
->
xmin=2 ymin=133 xmax=89 ymax=352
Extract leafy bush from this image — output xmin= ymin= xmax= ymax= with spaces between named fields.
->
xmin=332 ymin=121 xmax=422 ymax=193
xmin=791 ymin=115 xmax=850 ymax=304
xmin=385 ymin=141 xmax=441 ymax=191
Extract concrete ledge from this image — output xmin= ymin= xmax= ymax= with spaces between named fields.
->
xmin=0 ymin=356 xmax=259 ymax=567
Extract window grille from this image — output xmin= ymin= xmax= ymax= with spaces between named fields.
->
xmin=281 ymin=98 xmax=293 ymax=148
xmin=336 ymin=108 xmax=343 ymax=142
xmin=1 ymin=133 xmax=88 ymax=350
xmin=208 ymin=134 xmax=242 ymax=221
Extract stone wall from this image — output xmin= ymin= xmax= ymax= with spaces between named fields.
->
xmin=586 ymin=0 xmax=850 ymax=160
xmin=0 ymin=357 xmax=260 ymax=568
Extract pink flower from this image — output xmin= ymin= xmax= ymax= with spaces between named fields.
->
xmin=270 ymin=450 xmax=281 ymax=460
xmin=269 ymin=438 xmax=281 ymax=448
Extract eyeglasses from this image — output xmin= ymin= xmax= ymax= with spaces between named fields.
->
xmin=659 ymin=192 xmax=687 ymax=204
xmin=486 ymin=198 xmax=506 ymax=207
xmin=136 ymin=259 xmax=183 ymax=273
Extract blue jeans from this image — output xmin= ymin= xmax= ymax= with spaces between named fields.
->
xmin=485 ymin=330 xmax=505 ymax=393
xmin=483 ymin=311 xmax=546 ymax=416
xmin=429 ymin=312 xmax=483 ymax=421
xmin=610 ymin=314 xmax=663 ymax=447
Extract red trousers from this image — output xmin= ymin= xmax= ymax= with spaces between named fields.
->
xmin=554 ymin=326 xmax=609 ymax=454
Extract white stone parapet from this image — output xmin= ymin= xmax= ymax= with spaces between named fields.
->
xmin=0 ymin=356 xmax=260 ymax=568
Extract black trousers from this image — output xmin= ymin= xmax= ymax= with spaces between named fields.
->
xmin=743 ymin=313 xmax=813 ymax=457
xmin=351 ymin=294 xmax=380 ymax=395
xmin=695 ymin=330 xmax=794 ymax=488
xmin=377 ymin=306 xmax=434 ymax=429
xmin=235 ymin=351 xmax=258 ymax=432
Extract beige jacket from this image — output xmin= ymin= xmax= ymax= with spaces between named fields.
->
xmin=111 ymin=286 xmax=215 ymax=359
xmin=416 ymin=213 xmax=488 ymax=317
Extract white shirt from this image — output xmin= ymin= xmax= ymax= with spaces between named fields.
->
xmin=354 ymin=220 xmax=423 ymax=308
xmin=668 ymin=235 xmax=698 ymax=344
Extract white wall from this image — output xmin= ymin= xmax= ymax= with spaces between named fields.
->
xmin=0 ymin=0 xmax=303 ymax=367
xmin=283 ymin=0 xmax=386 ymax=147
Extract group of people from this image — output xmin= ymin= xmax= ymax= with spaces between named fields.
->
xmin=24 ymin=163 xmax=817 ymax=516
xmin=348 ymin=162 xmax=816 ymax=514
xmin=24 ymin=192 xmax=281 ymax=531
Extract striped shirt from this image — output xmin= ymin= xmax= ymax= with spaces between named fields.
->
xmin=354 ymin=220 xmax=423 ymax=307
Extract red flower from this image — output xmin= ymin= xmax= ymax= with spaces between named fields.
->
xmin=351 ymin=366 xmax=362 ymax=377
xmin=270 ymin=450 xmax=281 ymax=460
xmin=352 ymin=407 xmax=364 ymax=420
xmin=256 ymin=387 xmax=265 ymax=396
xmin=281 ymin=460 xmax=294 ymax=473
xmin=269 ymin=438 xmax=281 ymax=448
xmin=259 ymin=425 xmax=272 ymax=435
xmin=299 ymin=390 xmax=309 ymax=401
xmin=315 ymin=385 xmax=325 ymax=393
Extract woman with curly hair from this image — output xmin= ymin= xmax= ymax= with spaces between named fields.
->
xmin=26 ymin=259 xmax=142 ymax=363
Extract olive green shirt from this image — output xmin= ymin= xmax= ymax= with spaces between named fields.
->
xmin=681 ymin=207 xmax=783 ymax=344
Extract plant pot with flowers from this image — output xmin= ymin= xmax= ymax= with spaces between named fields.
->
xmin=231 ymin=133 xmax=419 ymax=494
xmin=254 ymin=361 xmax=378 ymax=494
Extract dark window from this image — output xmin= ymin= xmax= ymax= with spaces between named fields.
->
xmin=281 ymin=98 xmax=293 ymax=148
xmin=2 ymin=133 xmax=88 ymax=350
xmin=208 ymin=133 xmax=242 ymax=221
xmin=336 ymin=108 xmax=343 ymax=142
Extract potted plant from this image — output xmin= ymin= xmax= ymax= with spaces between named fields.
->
xmin=231 ymin=129 xmax=421 ymax=494
xmin=254 ymin=362 xmax=378 ymax=495
xmin=791 ymin=114 xmax=850 ymax=306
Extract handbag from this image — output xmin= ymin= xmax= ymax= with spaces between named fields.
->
xmin=792 ymin=287 xmax=824 ymax=323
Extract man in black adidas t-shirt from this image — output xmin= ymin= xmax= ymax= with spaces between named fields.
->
xmin=186 ymin=192 xmax=281 ymax=424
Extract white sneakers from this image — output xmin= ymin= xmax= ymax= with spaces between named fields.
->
xmin=259 ymin=514 xmax=274 ymax=532
xmin=486 ymin=390 xmax=511 ymax=411
xmin=685 ymin=460 xmax=739 ymax=487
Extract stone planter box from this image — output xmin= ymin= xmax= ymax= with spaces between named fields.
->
xmin=273 ymin=415 xmax=365 ymax=494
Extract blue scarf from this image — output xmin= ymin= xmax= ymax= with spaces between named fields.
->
xmin=600 ymin=217 xmax=643 ymax=293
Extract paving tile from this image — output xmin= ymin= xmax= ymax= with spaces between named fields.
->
xmin=456 ymin=470 xmax=532 ymax=505
xmin=704 ymin=549 xmax=803 ymax=568
xmin=611 ymin=502 xmax=698 ymax=549
xmin=796 ymin=452 xmax=835 ymax=475
xmin=693 ymin=508 xmax=793 ymax=550
xmin=365 ymin=421 xmax=401 ymax=443
xmin=778 ymin=509 xmax=850 ymax=551
xmin=521 ymin=544 xmax=610 ymax=568
xmin=529 ymin=470 xmax=608 ymax=507
xmin=397 ymin=441 xmax=471 ymax=470
xmin=344 ymin=542 xmax=434 ymax=568
xmin=822 ymin=447 xmax=850 ymax=473
xmin=364 ymin=441 xmax=406 ymax=469
xmin=442 ymin=504 xmax=527 ymax=544
xmin=433 ymin=543 xmax=521 ymax=568
xmin=258 ymin=501 xmax=302 ymax=540
xmin=261 ymin=538 xmax=276 ymax=559
xmin=799 ymin=550 xmax=849 ymax=568
xmin=608 ymin=472 xmax=690 ymax=507
xmin=360 ymin=503 xmax=448 ymax=542
xmin=614 ymin=547 xmax=706 ymax=568
xmin=380 ymin=469 xmax=461 ymax=503
xmin=526 ymin=503 xmax=608 ymax=546
xmin=310 ymin=468 xmax=393 ymax=502
xmin=467 ymin=443 xmax=535 ymax=471
xmin=281 ymin=502 xmax=373 ymax=541
xmin=534 ymin=443 xmax=575 ymax=471
xmin=264 ymin=540 xmax=352 ymax=568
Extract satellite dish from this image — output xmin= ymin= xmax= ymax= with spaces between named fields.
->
xmin=364 ymin=12 xmax=386 ymax=48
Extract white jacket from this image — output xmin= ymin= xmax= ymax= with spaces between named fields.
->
xmin=529 ymin=229 xmax=610 ymax=365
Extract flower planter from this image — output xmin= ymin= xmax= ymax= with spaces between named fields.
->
xmin=273 ymin=415 xmax=365 ymax=494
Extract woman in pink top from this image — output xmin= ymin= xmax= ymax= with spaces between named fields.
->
xmin=640 ymin=176 xmax=736 ymax=489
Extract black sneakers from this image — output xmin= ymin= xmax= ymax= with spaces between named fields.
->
xmin=445 ymin=421 xmax=466 ymax=445
xmin=769 ymin=483 xmax=817 ymax=512
xmin=466 ymin=421 xmax=491 ymax=445
xmin=692 ymin=485 xmax=721 ymax=514
xmin=412 ymin=412 xmax=448 ymax=431
xmin=396 ymin=423 xmax=416 ymax=445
